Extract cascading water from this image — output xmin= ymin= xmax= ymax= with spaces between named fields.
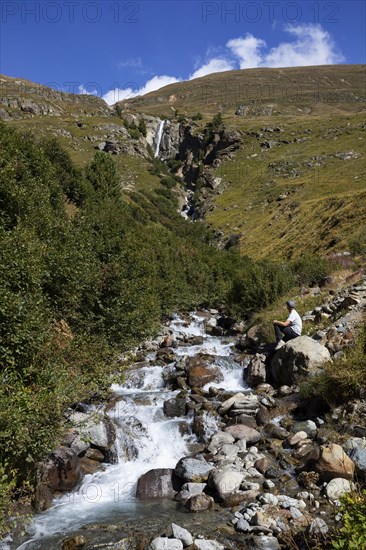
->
xmin=154 ymin=120 xmax=166 ymax=158
xmin=11 ymin=313 xmax=249 ymax=550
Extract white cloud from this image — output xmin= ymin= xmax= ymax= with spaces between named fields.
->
xmin=78 ymin=84 xmax=98 ymax=96
xmin=264 ymin=23 xmax=345 ymax=67
xmin=189 ymin=57 xmax=235 ymax=79
xmin=227 ymin=34 xmax=266 ymax=69
xmin=228 ymin=24 xmax=345 ymax=69
xmin=101 ymin=75 xmax=181 ymax=105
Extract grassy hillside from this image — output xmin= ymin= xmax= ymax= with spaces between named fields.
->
xmin=1 ymin=66 xmax=365 ymax=260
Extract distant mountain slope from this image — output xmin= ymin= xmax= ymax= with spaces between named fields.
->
xmin=1 ymin=65 xmax=365 ymax=260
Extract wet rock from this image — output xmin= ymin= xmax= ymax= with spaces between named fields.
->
xmin=160 ymin=333 xmax=175 ymax=348
xmin=171 ymin=523 xmax=193 ymax=547
xmin=271 ymin=336 xmax=331 ymax=386
xmin=246 ymin=325 xmax=262 ymax=350
xmin=62 ymin=535 xmax=87 ymax=549
xmin=223 ymin=490 xmax=260 ymax=507
xmin=149 ymin=538 xmax=183 ymax=550
xmin=37 ymin=446 xmax=83 ymax=493
xmin=219 ymin=393 xmax=258 ymax=415
xmin=67 ymin=411 xmax=116 ymax=454
xmin=254 ymin=457 xmax=269 ymax=475
xmin=210 ymin=469 xmax=245 ymax=498
xmin=325 ymin=478 xmax=353 ymax=500
xmin=175 ymin=457 xmax=215 ymax=482
xmin=245 ymin=354 xmax=267 ymax=387
xmin=188 ymin=365 xmax=222 ymax=388
xmin=259 ymin=493 xmax=278 ymax=506
xmin=185 ymin=493 xmax=214 ymax=512
xmin=80 ymin=457 xmax=104 ymax=475
xmin=229 ymin=415 xmax=258 ymax=429
xmin=224 ymin=425 xmax=261 ymax=443
xmin=163 ymin=398 xmax=187 ymax=418
xmin=136 ymin=468 xmax=178 ymax=500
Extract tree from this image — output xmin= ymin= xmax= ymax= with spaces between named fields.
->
xmin=85 ymin=152 xmax=120 ymax=197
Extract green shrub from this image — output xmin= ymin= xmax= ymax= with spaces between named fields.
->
xmin=84 ymin=152 xmax=120 ymax=196
xmin=331 ymin=490 xmax=366 ymax=549
xmin=292 ymin=253 xmax=330 ymax=286
xmin=138 ymin=119 xmax=147 ymax=137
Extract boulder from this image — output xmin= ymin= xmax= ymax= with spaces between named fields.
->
xmin=210 ymin=469 xmax=245 ymax=498
xmin=136 ymin=468 xmax=179 ymax=500
xmin=344 ymin=437 xmax=366 ymax=479
xmin=305 ymin=443 xmax=355 ymax=481
xmin=37 ymin=446 xmax=83 ymax=493
xmin=188 ymin=365 xmax=222 ymax=388
xmin=163 ymin=398 xmax=187 ymax=418
xmin=176 ymin=482 xmax=206 ymax=503
xmin=271 ymin=336 xmax=331 ymax=386
xmin=175 ymin=457 xmax=215 ymax=482
xmin=223 ymin=490 xmax=260 ymax=507
xmin=325 ymin=478 xmax=353 ymax=500
xmin=61 ymin=535 xmax=87 ymax=550
xmin=224 ymin=425 xmax=261 ymax=443
xmin=68 ymin=411 xmax=116 ymax=454
xmin=245 ymin=354 xmax=267 ymax=387
xmin=185 ymin=493 xmax=214 ymax=512
xmin=246 ymin=536 xmax=281 ymax=550
xmin=171 ymin=523 xmax=193 ymax=547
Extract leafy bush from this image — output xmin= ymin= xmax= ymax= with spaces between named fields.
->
xmin=228 ymin=259 xmax=295 ymax=316
xmin=292 ymin=253 xmax=330 ymax=286
xmin=331 ymin=490 xmax=366 ymax=549
xmin=138 ymin=119 xmax=147 ymax=137
xmin=192 ymin=112 xmax=203 ymax=121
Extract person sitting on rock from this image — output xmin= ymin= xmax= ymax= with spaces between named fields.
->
xmin=273 ymin=300 xmax=302 ymax=350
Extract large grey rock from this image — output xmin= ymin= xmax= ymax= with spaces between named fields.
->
xmin=344 ymin=437 xmax=366 ymax=479
xmin=175 ymin=458 xmax=214 ymax=482
xmin=210 ymin=469 xmax=245 ymax=498
xmin=245 ymin=354 xmax=267 ymax=387
xmin=171 ymin=524 xmax=193 ymax=547
xmin=208 ymin=432 xmax=235 ymax=453
xmin=271 ymin=336 xmax=331 ymax=385
xmin=136 ymin=468 xmax=178 ymax=500
xmin=325 ymin=478 xmax=353 ymax=500
xmin=218 ymin=393 xmax=258 ymax=415
xmin=68 ymin=411 xmax=116 ymax=453
xmin=149 ymin=538 xmax=183 ymax=550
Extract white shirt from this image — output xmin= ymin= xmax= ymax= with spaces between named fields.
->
xmin=287 ymin=309 xmax=302 ymax=336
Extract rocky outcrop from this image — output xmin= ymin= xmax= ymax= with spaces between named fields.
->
xmin=66 ymin=411 xmax=117 ymax=455
xmin=271 ymin=336 xmax=331 ymax=386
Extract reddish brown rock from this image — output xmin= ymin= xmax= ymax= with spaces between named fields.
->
xmin=185 ymin=493 xmax=214 ymax=512
xmin=136 ymin=468 xmax=178 ymax=500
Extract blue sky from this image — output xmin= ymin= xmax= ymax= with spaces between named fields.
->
xmin=1 ymin=0 xmax=365 ymax=104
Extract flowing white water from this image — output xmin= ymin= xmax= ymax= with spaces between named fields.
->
xmin=154 ymin=120 xmax=166 ymax=158
xmin=14 ymin=314 xmax=248 ymax=549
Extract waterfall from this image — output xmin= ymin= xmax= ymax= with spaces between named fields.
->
xmin=14 ymin=313 xmax=249 ymax=549
xmin=154 ymin=120 xmax=166 ymax=158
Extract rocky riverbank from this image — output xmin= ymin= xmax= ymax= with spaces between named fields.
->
xmin=6 ymin=273 xmax=366 ymax=550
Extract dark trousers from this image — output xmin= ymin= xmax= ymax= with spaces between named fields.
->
xmin=274 ymin=324 xmax=299 ymax=342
